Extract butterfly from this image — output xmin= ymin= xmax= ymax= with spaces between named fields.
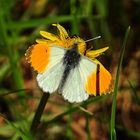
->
xmin=25 ymin=24 xmax=112 ymax=103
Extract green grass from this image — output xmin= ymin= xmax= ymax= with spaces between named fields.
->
xmin=110 ymin=26 xmax=131 ymax=140
xmin=0 ymin=0 xmax=25 ymax=103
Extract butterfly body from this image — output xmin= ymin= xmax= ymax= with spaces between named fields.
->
xmin=59 ymin=43 xmax=81 ymax=92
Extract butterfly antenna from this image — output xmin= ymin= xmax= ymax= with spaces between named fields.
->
xmin=85 ymin=36 xmax=101 ymax=43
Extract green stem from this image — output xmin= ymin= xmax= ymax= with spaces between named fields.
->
xmin=30 ymin=93 xmax=50 ymax=134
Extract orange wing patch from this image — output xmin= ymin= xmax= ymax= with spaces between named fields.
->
xmin=85 ymin=63 xmax=112 ymax=96
xmin=25 ymin=43 xmax=50 ymax=73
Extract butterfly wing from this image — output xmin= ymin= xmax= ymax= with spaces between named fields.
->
xmin=61 ymin=67 xmax=89 ymax=103
xmin=60 ymin=56 xmax=96 ymax=103
xmin=26 ymin=44 xmax=66 ymax=93
xmin=26 ymin=44 xmax=50 ymax=73
xmin=61 ymin=55 xmax=112 ymax=103
xmin=79 ymin=57 xmax=112 ymax=96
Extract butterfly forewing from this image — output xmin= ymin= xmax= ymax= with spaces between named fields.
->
xmin=36 ymin=46 xmax=66 ymax=93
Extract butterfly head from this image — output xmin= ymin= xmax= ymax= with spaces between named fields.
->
xmin=69 ymin=36 xmax=86 ymax=55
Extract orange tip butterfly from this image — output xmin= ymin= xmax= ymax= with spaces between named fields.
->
xmin=25 ymin=24 xmax=113 ymax=103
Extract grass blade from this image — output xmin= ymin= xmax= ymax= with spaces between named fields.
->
xmin=110 ymin=26 xmax=131 ymax=140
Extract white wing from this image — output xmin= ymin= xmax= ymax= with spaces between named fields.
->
xmin=78 ymin=56 xmax=97 ymax=86
xmin=61 ymin=67 xmax=89 ymax=103
xmin=37 ymin=46 xmax=65 ymax=93
xmin=61 ymin=56 xmax=97 ymax=103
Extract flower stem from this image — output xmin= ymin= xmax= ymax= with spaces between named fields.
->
xmin=30 ymin=92 xmax=50 ymax=134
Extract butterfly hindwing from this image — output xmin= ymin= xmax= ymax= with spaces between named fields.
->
xmin=61 ymin=67 xmax=89 ymax=103
xmin=79 ymin=57 xmax=112 ymax=96
xmin=78 ymin=56 xmax=98 ymax=96
xmin=85 ymin=60 xmax=112 ymax=95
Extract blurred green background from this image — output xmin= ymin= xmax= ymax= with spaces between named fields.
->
xmin=0 ymin=0 xmax=140 ymax=140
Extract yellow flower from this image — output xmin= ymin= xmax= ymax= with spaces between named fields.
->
xmin=36 ymin=23 xmax=108 ymax=58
